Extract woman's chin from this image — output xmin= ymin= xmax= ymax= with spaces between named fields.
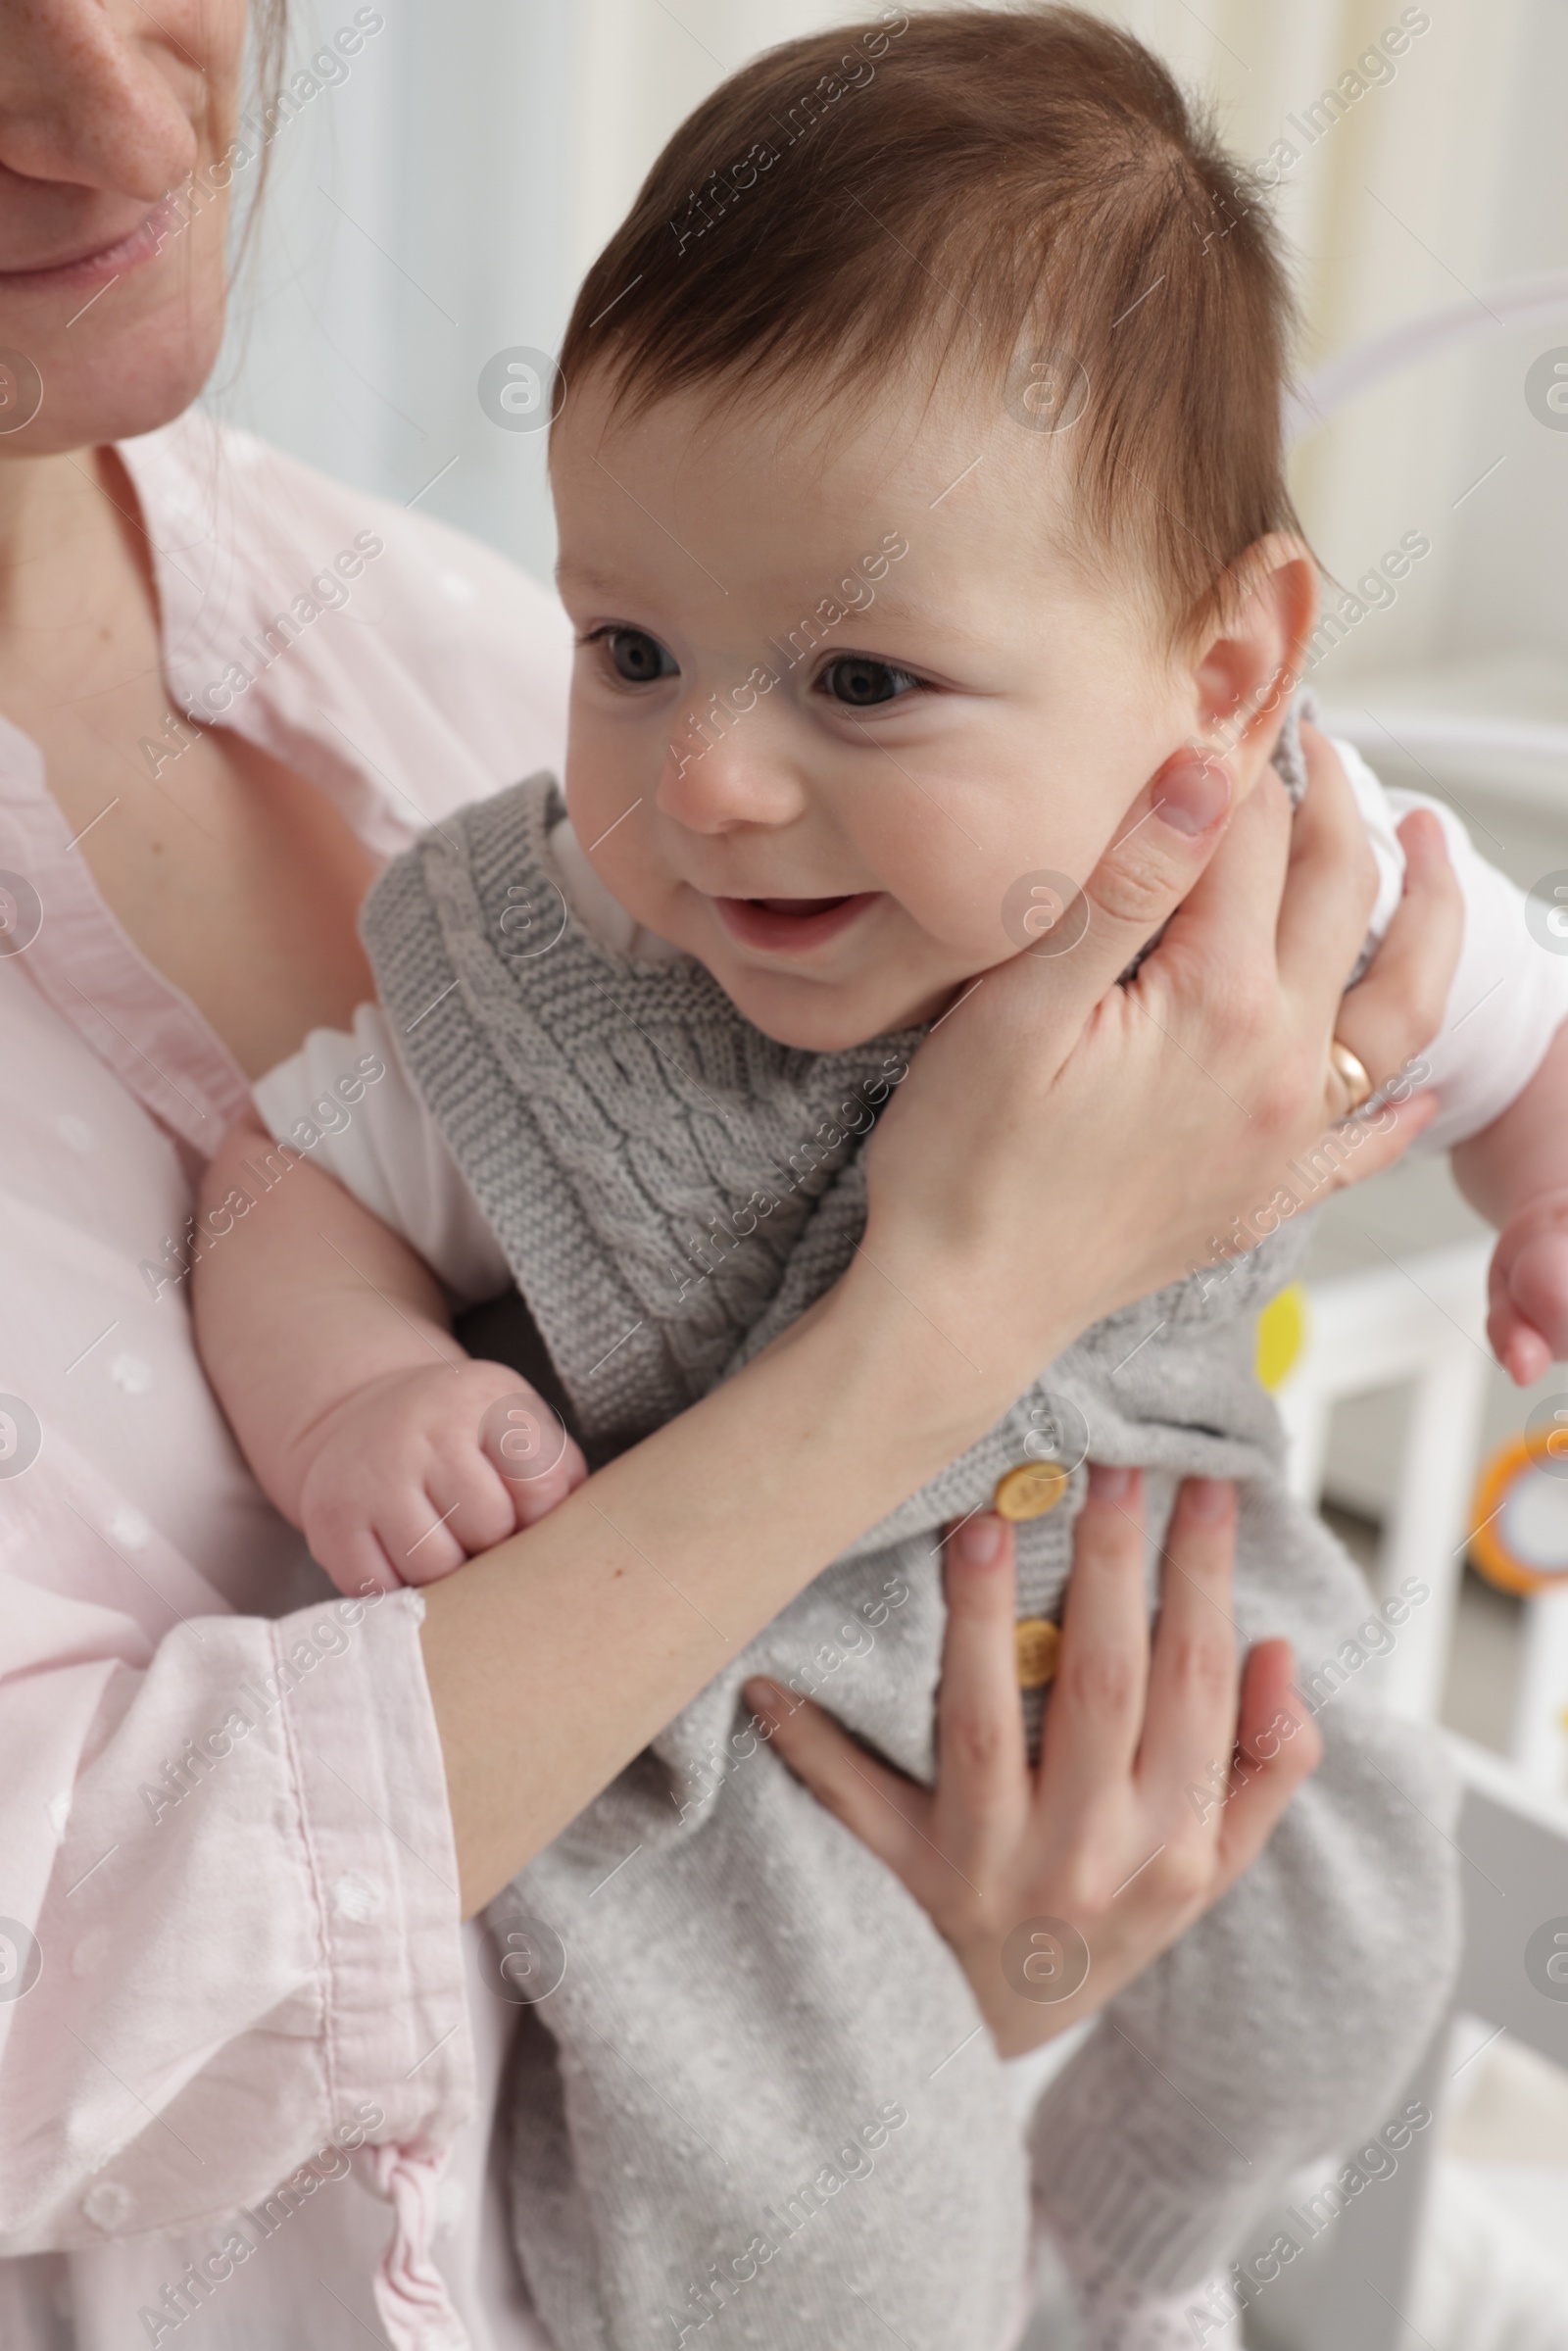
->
xmin=5 ymin=279 xmax=228 ymax=457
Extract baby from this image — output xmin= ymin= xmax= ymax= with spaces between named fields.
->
xmin=196 ymin=10 xmax=1568 ymax=2350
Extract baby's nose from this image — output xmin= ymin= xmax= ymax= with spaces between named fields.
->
xmin=658 ymin=705 xmax=808 ymax=832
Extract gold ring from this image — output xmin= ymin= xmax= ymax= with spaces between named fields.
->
xmin=1329 ymin=1038 xmax=1374 ymax=1113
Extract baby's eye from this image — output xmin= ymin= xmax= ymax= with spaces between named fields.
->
xmin=818 ymin=655 xmax=920 ymax=709
xmin=596 ymin=626 xmax=678 ymax=686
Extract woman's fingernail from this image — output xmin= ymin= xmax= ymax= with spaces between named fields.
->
xmin=1156 ymin=755 xmax=1232 ymax=836
xmin=1087 ymin=1461 xmax=1134 ymax=1503
xmin=956 ymin=1514 xmax=1004 ymax=1565
xmin=1186 ymin=1477 xmax=1234 ymax=1523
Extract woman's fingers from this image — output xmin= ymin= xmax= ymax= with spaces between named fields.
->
xmin=1215 ymin=1639 xmax=1322 ymax=1880
xmin=934 ymin=1515 xmax=1029 ymax=1870
xmin=1038 ymin=1464 xmax=1152 ymax=1805
xmin=1331 ymin=807 xmax=1461 ymax=1092
xmin=1021 ymin=750 xmax=1235 ymax=1016
xmin=1137 ymin=1477 xmax=1241 ymax=1814
xmin=746 ymin=1677 xmax=933 ymax=1886
xmin=1314 ymin=1089 xmax=1442 ymax=1194
xmin=1154 ymin=748 xmax=1295 ymax=991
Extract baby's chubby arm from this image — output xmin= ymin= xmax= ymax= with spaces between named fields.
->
xmin=1453 ymin=1020 xmax=1568 ymax=1387
xmin=194 ymin=1115 xmax=586 ymax=1592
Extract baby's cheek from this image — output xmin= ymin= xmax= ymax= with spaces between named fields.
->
xmin=898 ymin=863 xmax=1085 ymax=973
xmin=876 ymin=779 xmax=1123 ymax=970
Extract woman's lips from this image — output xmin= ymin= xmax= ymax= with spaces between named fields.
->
xmin=713 ymin=892 xmax=880 ymax=955
xmin=0 ymin=195 xmax=186 ymax=295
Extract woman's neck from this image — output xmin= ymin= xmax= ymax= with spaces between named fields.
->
xmin=0 ymin=445 xmax=131 ymax=637
xmin=0 ymin=442 xmax=155 ymax=672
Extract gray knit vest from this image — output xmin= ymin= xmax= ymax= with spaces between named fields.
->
xmin=361 ymin=759 xmax=1457 ymax=2351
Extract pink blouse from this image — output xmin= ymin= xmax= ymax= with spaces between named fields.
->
xmin=0 ymin=413 xmax=569 ymax=2351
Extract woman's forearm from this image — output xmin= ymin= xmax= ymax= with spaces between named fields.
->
xmin=420 ymin=1268 xmax=1033 ymax=1915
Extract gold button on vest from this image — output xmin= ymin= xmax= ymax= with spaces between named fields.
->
xmin=993 ymin=1458 xmax=1069 ymax=1520
xmin=1014 ymin=1618 xmax=1061 ymax=1690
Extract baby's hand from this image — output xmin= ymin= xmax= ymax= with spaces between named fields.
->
xmin=297 ymin=1360 xmax=587 ymax=1594
xmin=1489 ymin=1188 xmax=1568 ymax=1386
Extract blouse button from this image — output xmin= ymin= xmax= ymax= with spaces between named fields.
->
xmin=993 ymin=1459 xmax=1068 ymax=1520
xmin=332 ymin=1872 xmax=384 ymax=1923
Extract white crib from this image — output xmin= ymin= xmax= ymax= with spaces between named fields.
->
xmin=1276 ymin=1240 xmax=1568 ymax=1791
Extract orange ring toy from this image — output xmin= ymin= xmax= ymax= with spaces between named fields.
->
xmin=1469 ymin=1432 xmax=1568 ymax=1598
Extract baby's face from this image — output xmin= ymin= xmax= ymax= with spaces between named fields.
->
xmin=553 ymin=365 xmax=1203 ymax=1051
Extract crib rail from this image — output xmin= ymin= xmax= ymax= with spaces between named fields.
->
xmin=1277 ymin=1241 xmax=1568 ymax=1795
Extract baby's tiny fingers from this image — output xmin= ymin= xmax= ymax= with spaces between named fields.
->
xmin=509 ymin=1437 xmax=590 ymax=1527
xmin=324 ymin=1527 xmax=404 ymax=1597
xmin=1488 ymin=1245 xmax=1556 ymax=1386
xmin=1507 ymin=1230 xmax=1568 ymax=1360
xmin=382 ymin=1489 xmax=469 ymax=1585
xmin=1489 ymin=1304 xmax=1553 ymax=1389
xmin=478 ymin=1383 xmax=574 ymax=1488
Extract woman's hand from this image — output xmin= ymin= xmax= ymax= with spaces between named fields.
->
xmin=856 ymin=722 xmax=1463 ymax=1396
xmin=747 ymin=1466 xmax=1321 ymax=2057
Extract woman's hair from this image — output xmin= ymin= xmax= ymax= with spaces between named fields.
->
xmin=558 ymin=5 xmax=1304 ymax=641
xmin=242 ymin=0 xmax=292 ymax=231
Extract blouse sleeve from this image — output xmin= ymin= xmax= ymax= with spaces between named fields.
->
xmin=0 ymin=1535 xmax=473 ymax=2252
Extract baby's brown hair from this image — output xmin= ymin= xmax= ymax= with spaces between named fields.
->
xmin=557 ymin=4 xmax=1304 ymax=645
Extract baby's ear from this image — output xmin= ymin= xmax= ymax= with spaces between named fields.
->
xmin=1189 ymin=534 xmax=1318 ymax=783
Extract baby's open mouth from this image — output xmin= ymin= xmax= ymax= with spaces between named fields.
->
xmin=750 ymin=895 xmax=852 ymax=917
xmin=713 ymin=892 xmax=879 ymax=954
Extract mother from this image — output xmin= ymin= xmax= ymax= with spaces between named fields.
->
xmin=0 ymin=4 xmax=1461 ymax=2348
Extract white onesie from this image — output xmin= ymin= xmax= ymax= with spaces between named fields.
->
xmin=253 ymin=745 xmax=1568 ymax=1299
